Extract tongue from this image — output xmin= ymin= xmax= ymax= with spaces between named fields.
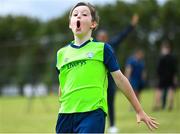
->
xmin=77 ymin=21 xmax=80 ymax=28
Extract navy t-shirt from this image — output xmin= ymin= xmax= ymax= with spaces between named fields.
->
xmin=103 ymin=43 xmax=120 ymax=72
xmin=125 ymin=56 xmax=145 ymax=89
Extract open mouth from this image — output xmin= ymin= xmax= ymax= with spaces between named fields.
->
xmin=77 ymin=20 xmax=80 ymax=28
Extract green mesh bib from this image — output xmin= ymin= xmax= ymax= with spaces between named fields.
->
xmin=56 ymin=39 xmax=108 ymax=113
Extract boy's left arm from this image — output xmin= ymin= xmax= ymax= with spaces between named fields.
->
xmin=111 ymin=70 xmax=159 ymax=131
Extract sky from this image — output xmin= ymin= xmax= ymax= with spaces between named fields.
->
xmin=0 ymin=0 xmax=166 ymax=21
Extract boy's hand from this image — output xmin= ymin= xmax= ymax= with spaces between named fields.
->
xmin=136 ymin=111 xmax=159 ymax=131
xmin=131 ymin=14 xmax=139 ymax=26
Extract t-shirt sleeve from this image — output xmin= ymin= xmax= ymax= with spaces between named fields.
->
xmin=56 ymin=67 xmax=60 ymax=74
xmin=103 ymin=43 xmax=120 ymax=72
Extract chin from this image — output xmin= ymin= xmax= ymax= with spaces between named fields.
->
xmin=75 ymin=30 xmax=84 ymax=35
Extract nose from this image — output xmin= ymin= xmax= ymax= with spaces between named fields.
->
xmin=77 ymin=13 xmax=81 ymax=19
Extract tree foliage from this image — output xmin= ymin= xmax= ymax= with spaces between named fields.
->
xmin=0 ymin=0 xmax=180 ymax=92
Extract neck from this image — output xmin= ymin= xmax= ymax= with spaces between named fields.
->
xmin=74 ymin=31 xmax=92 ymax=46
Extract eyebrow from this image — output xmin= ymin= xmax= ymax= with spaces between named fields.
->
xmin=73 ymin=9 xmax=90 ymax=14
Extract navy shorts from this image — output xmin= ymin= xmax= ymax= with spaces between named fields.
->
xmin=55 ymin=108 xmax=106 ymax=133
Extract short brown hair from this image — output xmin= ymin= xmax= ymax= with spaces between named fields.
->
xmin=69 ymin=2 xmax=99 ymax=30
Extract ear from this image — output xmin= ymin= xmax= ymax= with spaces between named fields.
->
xmin=90 ymin=21 xmax=97 ymax=29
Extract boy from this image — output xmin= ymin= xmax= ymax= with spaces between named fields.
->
xmin=125 ymin=49 xmax=145 ymax=100
xmin=154 ymin=40 xmax=178 ymax=110
xmin=56 ymin=2 xmax=159 ymax=133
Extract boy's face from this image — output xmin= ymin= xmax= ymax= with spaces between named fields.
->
xmin=136 ymin=50 xmax=144 ymax=60
xmin=161 ymin=46 xmax=170 ymax=55
xmin=69 ymin=6 xmax=97 ymax=36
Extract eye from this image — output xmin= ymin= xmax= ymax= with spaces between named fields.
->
xmin=73 ymin=13 xmax=78 ymax=17
xmin=83 ymin=14 xmax=87 ymax=16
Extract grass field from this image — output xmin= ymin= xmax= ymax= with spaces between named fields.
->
xmin=0 ymin=89 xmax=180 ymax=133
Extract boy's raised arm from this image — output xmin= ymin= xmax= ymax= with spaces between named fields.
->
xmin=110 ymin=70 xmax=159 ymax=131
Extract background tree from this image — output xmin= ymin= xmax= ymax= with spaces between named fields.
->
xmin=0 ymin=0 xmax=179 ymax=94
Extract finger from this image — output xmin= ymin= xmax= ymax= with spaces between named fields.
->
xmin=137 ymin=119 xmax=141 ymax=124
xmin=143 ymin=118 xmax=153 ymax=131
xmin=151 ymin=120 xmax=160 ymax=125
xmin=136 ymin=115 xmax=141 ymax=123
xmin=150 ymin=116 xmax=156 ymax=120
xmin=149 ymin=120 xmax=158 ymax=129
xmin=150 ymin=117 xmax=156 ymax=120
xmin=146 ymin=120 xmax=153 ymax=131
xmin=149 ymin=116 xmax=160 ymax=125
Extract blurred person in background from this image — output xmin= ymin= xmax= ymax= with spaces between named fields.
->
xmin=125 ymin=49 xmax=146 ymax=101
xmin=153 ymin=39 xmax=178 ymax=111
xmin=96 ymin=14 xmax=139 ymax=133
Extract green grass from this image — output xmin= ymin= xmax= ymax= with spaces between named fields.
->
xmin=0 ymin=89 xmax=180 ymax=133
xmin=112 ymin=89 xmax=180 ymax=133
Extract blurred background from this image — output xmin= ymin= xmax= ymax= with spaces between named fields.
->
xmin=0 ymin=0 xmax=180 ymax=133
